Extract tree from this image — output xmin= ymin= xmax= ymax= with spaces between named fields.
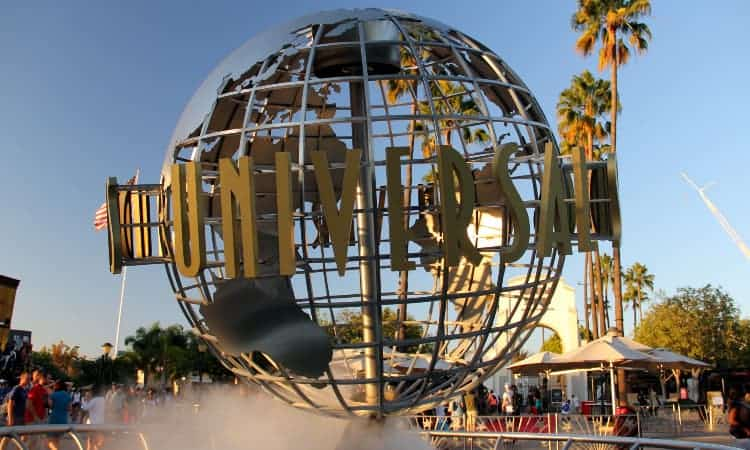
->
xmin=599 ymin=253 xmax=614 ymax=329
xmin=325 ymin=308 xmax=425 ymax=353
xmin=124 ymin=323 xmax=189 ymax=386
xmin=124 ymin=323 xmax=232 ymax=386
xmin=557 ymin=70 xmax=612 ymax=161
xmin=30 ymin=350 xmax=66 ymax=381
xmin=623 ymin=262 xmax=654 ymax=327
xmin=573 ymin=0 xmax=652 ymax=337
xmin=540 ymin=326 xmax=591 ymax=354
xmin=634 ymin=285 xmax=749 ymax=368
xmin=49 ymin=341 xmax=80 ymax=378
xmin=557 ymin=71 xmax=612 ymax=338
xmin=541 ymin=333 xmax=563 ymax=354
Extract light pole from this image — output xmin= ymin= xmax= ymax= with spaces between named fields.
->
xmin=197 ymin=343 xmax=207 ymax=384
xmin=99 ymin=342 xmax=113 ymax=387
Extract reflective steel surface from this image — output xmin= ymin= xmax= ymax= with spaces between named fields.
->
xmin=159 ymin=8 xmax=564 ymax=418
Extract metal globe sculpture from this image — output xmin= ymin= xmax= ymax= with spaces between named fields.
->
xmin=104 ymin=8 xmax=608 ymax=419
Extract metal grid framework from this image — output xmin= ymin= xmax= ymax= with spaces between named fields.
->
xmin=159 ymin=9 xmax=565 ymax=418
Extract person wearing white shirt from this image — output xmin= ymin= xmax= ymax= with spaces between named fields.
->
xmin=81 ymin=389 xmax=106 ymax=450
xmin=571 ymin=394 xmax=581 ymax=414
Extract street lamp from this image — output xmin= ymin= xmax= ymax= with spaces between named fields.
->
xmin=98 ymin=342 xmax=114 ymax=386
xmin=197 ymin=343 xmax=207 ymax=383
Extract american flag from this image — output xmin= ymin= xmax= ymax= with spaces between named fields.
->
xmin=94 ymin=173 xmax=138 ymax=231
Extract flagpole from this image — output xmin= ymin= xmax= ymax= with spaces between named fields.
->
xmin=112 ymin=168 xmax=140 ymax=359
xmin=113 ymin=266 xmax=128 ymax=359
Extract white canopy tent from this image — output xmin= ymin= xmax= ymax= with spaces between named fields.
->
xmin=507 ymin=333 xmax=712 ymax=414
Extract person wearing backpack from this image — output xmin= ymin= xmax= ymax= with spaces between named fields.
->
xmin=487 ymin=390 xmax=499 ymax=415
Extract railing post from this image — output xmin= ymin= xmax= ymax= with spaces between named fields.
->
xmin=548 ymin=413 xmax=553 ymax=450
xmin=636 ymin=410 xmax=641 ymax=437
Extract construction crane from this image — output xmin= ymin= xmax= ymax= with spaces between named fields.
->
xmin=681 ymin=172 xmax=750 ymax=260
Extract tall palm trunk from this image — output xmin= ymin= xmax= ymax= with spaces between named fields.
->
xmin=397 ymin=101 xmax=417 ymax=342
xmin=609 ymin=33 xmax=625 ymax=336
xmin=583 ymin=252 xmax=591 ymax=339
xmin=612 ymin=246 xmax=624 ymax=333
xmin=589 ymin=254 xmax=600 ymax=339
xmin=635 ymin=286 xmax=643 ymax=328
xmin=609 ymin=34 xmax=628 ymax=404
xmin=592 ymin=246 xmax=606 ymax=337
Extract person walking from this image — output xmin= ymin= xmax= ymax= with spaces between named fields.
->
xmin=450 ymin=398 xmax=464 ymax=431
xmin=82 ymin=387 xmax=106 ymax=450
xmin=6 ymin=372 xmax=29 ymax=426
xmin=26 ymin=370 xmax=49 ymax=425
xmin=569 ymin=394 xmax=580 ymax=414
xmin=47 ymin=381 xmax=72 ymax=450
xmin=501 ymin=384 xmax=514 ymax=415
xmin=487 ymin=390 xmax=499 ymax=415
xmin=464 ymin=390 xmax=478 ymax=432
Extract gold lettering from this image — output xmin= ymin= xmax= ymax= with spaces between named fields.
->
xmin=492 ymin=143 xmax=530 ymax=264
xmin=311 ymin=149 xmax=362 ymax=276
xmin=386 ymin=147 xmax=416 ymax=271
xmin=219 ymin=157 xmax=259 ymax=279
xmin=172 ymin=163 xmax=206 ymax=277
xmin=572 ymin=147 xmax=592 ymax=252
xmin=437 ymin=145 xmax=482 ymax=267
xmin=607 ymin=155 xmax=622 ymax=246
xmin=106 ymin=177 xmax=123 ymax=274
xmin=536 ymin=143 xmax=572 ymax=257
xmin=275 ymin=152 xmax=296 ymax=276
xmin=132 ymin=192 xmax=152 ymax=258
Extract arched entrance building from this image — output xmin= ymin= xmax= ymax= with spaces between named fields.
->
xmin=489 ymin=277 xmax=587 ymax=403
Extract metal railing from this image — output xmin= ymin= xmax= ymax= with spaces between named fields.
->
xmin=411 ymin=408 xmax=728 ymax=438
xmin=0 ymin=421 xmax=737 ymax=450
xmin=420 ymin=430 xmax=740 ymax=450
xmin=0 ymin=424 xmax=149 ymax=450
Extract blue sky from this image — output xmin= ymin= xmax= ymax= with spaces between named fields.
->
xmin=1 ymin=1 xmax=748 ymax=356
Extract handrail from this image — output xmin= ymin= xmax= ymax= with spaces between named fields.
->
xmin=0 ymin=424 xmax=149 ymax=450
xmin=420 ymin=430 xmax=740 ymax=450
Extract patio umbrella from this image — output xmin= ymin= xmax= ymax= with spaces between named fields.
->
xmin=646 ymin=348 xmax=711 ymax=401
xmin=545 ymin=331 xmax=656 ymax=414
xmin=507 ymin=351 xmax=561 ymax=376
xmin=646 ymin=348 xmax=710 ymax=370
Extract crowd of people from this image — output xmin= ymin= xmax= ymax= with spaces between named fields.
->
xmin=423 ymin=383 xmax=582 ymax=427
xmin=0 ymin=369 xmax=178 ymax=450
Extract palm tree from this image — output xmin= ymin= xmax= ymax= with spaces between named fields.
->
xmin=572 ymin=0 xmax=651 ymax=156
xmin=572 ymin=0 xmax=652 ymax=337
xmin=623 ymin=283 xmax=639 ymax=330
xmin=557 ymin=71 xmax=612 ymax=337
xmin=557 ymin=70 xmax=611 ymax=161
xmin=124 ymin=323 xmax=188 ymax=386
xmin=599 ymin=253 xmax=614 ymax=329
xmin=623 ymin=262 xmax=654 ymax=326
